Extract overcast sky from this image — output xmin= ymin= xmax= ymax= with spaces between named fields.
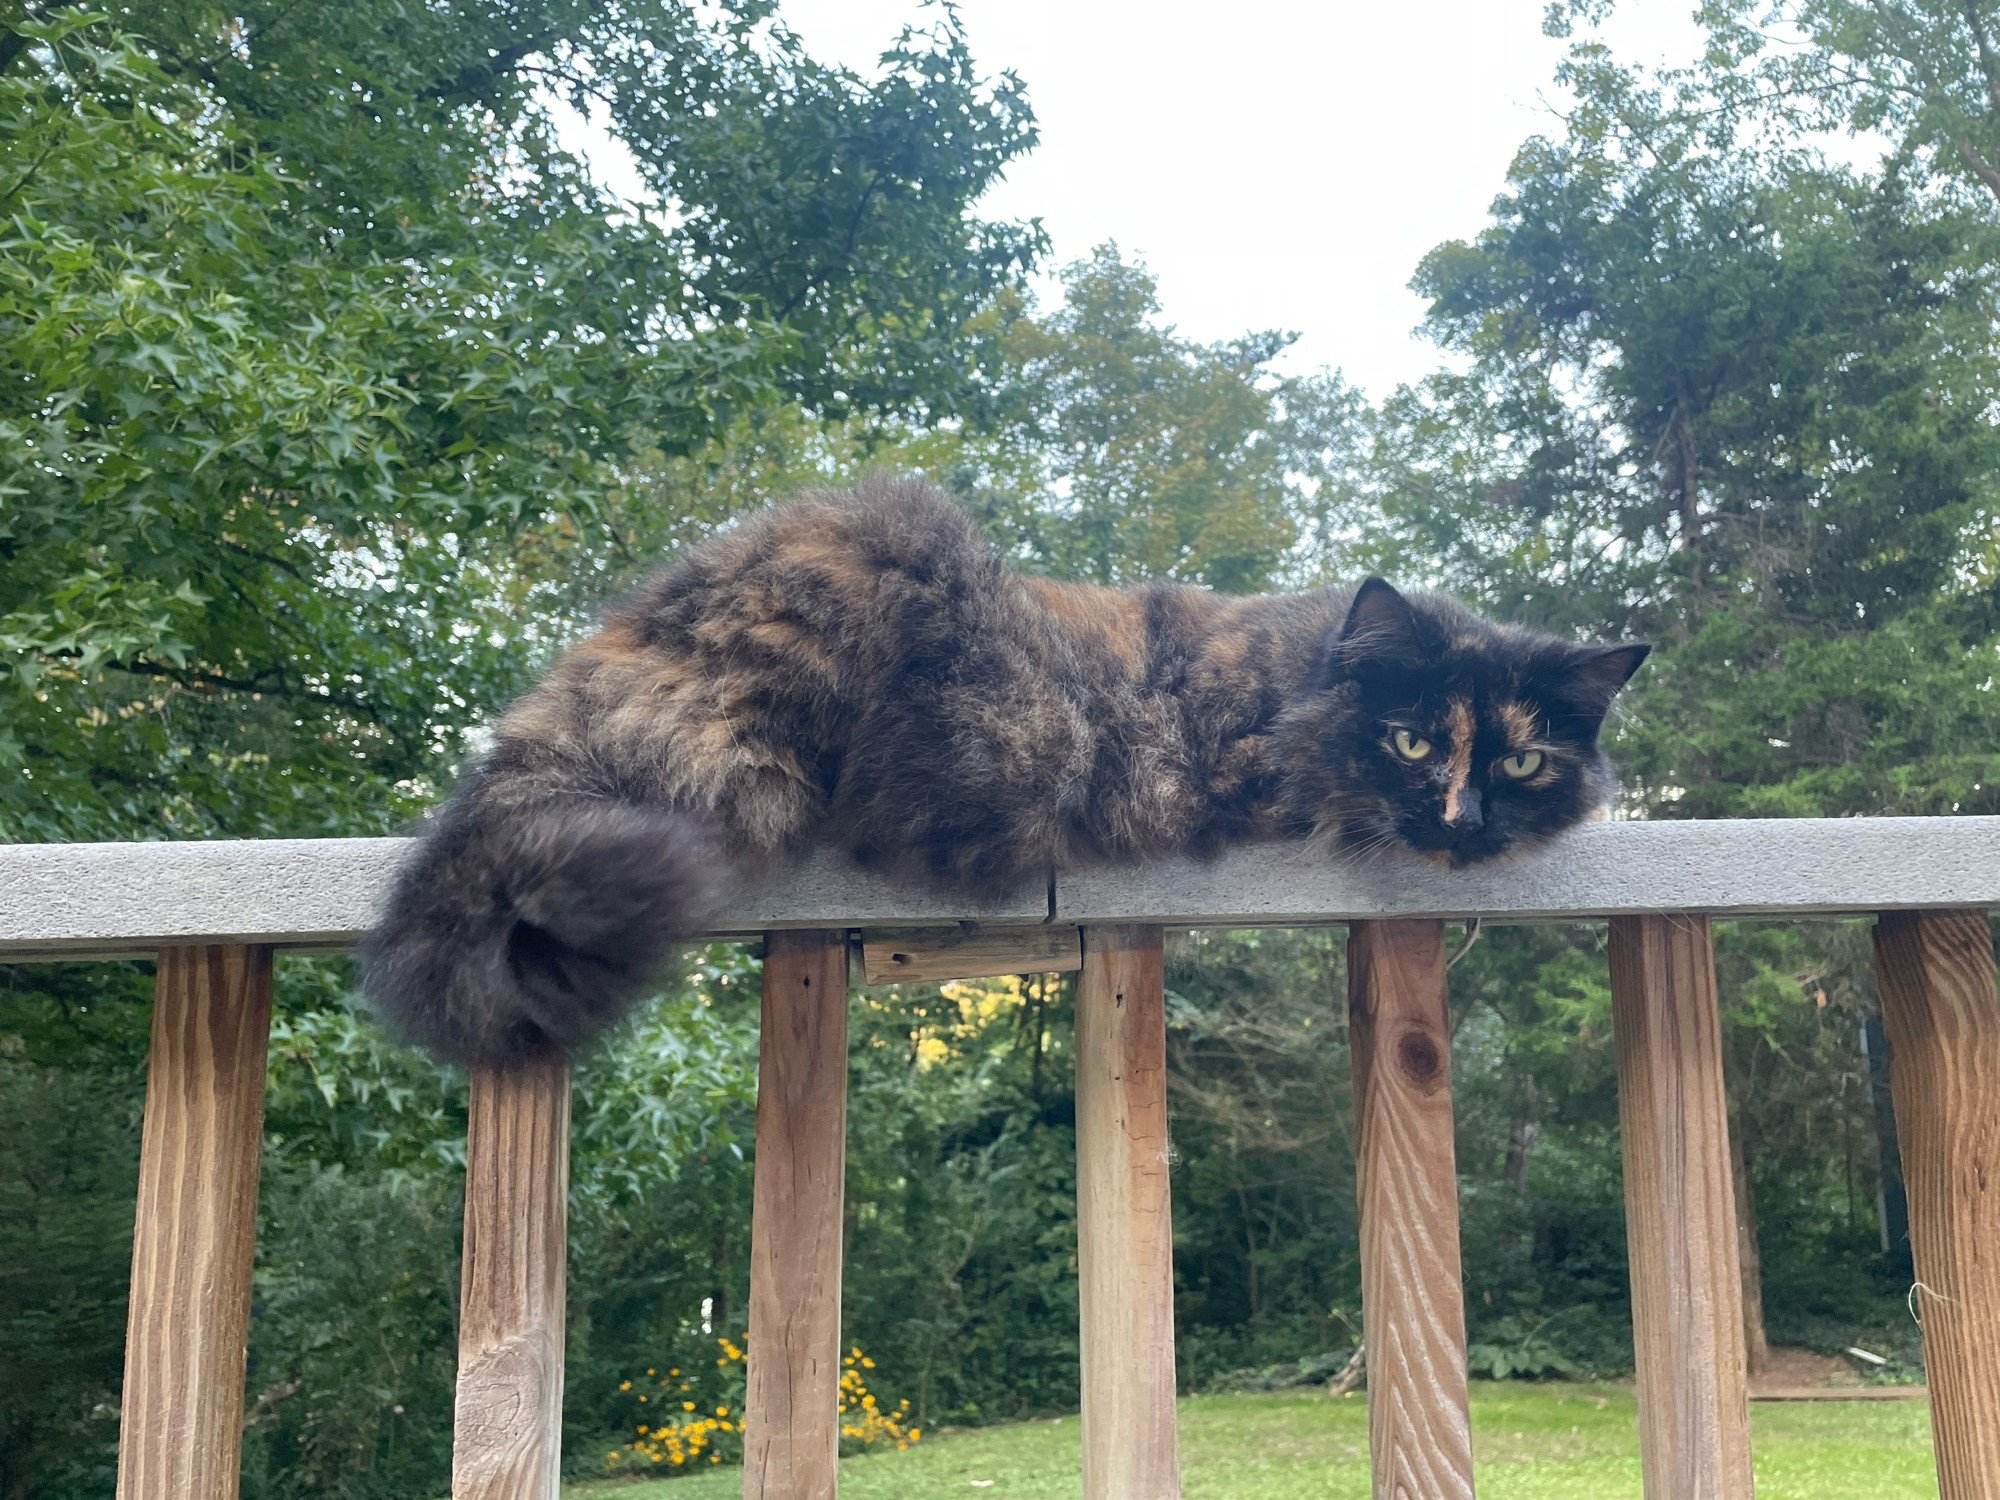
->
xmin=775 ymin=0 xmax=1713 ymax=395
xmin=558 ymin=2 xmax=1714 ymax=395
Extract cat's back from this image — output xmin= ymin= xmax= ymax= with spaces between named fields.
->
xmin=618 ymin=476 xmax=1016 ymax=679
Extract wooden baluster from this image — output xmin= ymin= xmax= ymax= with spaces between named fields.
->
xmin=744 ymin=930 xmax=850 ymax=1500
xmin=453 ymin=1055 xmax=571 ymax=1500
xmin=1607 ymin=915 xmax=1753 ymax=1500
xmin=1075 ymin=925 xmax=1179 ymax=1500
xmin=1347 ymin=919 xmax=1476 ymax=1500
xmin=118 ymin=944 xmax=274 ymax=1500
xmin=1872 ymin=909 xmax=2000 ymax=1500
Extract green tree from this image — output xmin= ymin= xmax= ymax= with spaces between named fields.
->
xmin=0 ymin=1 xmax=1039 ymax=843
xmin=0 ymin=967 xmax=148 ymax=1500
xmin=604 ymin=246 xmax=1352 ymax=596
xmin=977 ymin=247 xmax=1308 ymax=593
xmin=1696 ymin=0 xmax=2000 ymax=203
xmin=1377 ymin=68 xmax=2000 ymax=818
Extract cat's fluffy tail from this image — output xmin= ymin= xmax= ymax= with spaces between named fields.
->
xmin=357 ymin=787 xmax=732 ymax=1065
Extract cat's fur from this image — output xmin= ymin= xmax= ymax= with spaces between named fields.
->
xmin=360 ymin=477 xmax=1648 ymax=1063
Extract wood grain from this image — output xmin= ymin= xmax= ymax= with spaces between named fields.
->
xmin=453 ymin=1055 xmax=571 ymax=1500
xmin=1346 ymin=920 xmax=1475 ymax=1500
xmin=859 ymin=924 xmax=1082 ymax=985
xmin=117 ymin=944 xmax=273 ymax=1500
xmin=1872 ymin=909 xmax=2000 ymax=1500
xmin=1074 ymin=925 xmax=1180 ymax=1500
xmin=745 ymin=930 xmax=849 ymax=1500
xmin=1607 ymin=915 xmax=1753 ymax=1500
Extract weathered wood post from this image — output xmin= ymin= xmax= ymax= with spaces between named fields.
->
xmin=1607 ymin=914 xmax=1753 ymax=1500
xmin=452 ymin=1054 xmax=572 ymax=1500
xmin=1346 ymin=919 xmax=1476 ymax=1500
xmin=117 ymin=944 xmax=274 ymax=1500
xmin=1074 ymin=925 xmax=1180 ymax=1500
xmin=1872 ymin=909 xmax=2000 ymax=1500
xmin=744 ymin=930 xmax=850 ymax=1500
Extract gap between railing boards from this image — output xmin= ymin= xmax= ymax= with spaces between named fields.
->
xmin=2 ymin=816 xmax=1998 ymax=1500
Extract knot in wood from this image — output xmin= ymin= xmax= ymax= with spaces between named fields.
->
xmin=1395 ymin=1027 xmax=1444 ymax=1093
xmin=453 ymin=1331 xmax=558 ymax=1481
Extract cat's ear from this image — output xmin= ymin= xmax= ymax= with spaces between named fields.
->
xmin=1549 ymin=641 xmax=1651 ymax=725
xmin=1333 ymin=578 xmax=1424 ymax=667
xmin=1318 ymin=578 xmax=1427 ymax=688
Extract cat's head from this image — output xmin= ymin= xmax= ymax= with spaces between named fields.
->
xmin=1277 ymin=579 xmax=1649 ymax=865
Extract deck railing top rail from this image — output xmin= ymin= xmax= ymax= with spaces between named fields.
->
xmin=3 ymin=814 xmax=1999 ymax=959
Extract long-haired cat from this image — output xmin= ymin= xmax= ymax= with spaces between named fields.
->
xmin=361 ymin=478 xmax=1647 ymax=1063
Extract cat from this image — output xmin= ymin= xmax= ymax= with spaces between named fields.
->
xmin=360 ymin=477 xmax=1648 ymax=1064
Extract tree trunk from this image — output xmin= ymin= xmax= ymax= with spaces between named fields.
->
xmin=711 ymin=1213 xmax=732 ymax=1334
xmin=1236 ymin=1181 xmax=1260 ymax=1319
xmin=1862 ymin=1013 xmax=1914 ymax=1279
xmin=1326 ymin=1343 xmax=1366 ymax=1398
xmin=1731 ymin=1125 xmax=1771 ymax=1378
xmin=1504 ymin=1119 xmax=1540 ymax=1191
xmin=1504 ymin=1074 xmax=1540 ymax=1191
xmin=1675 ymin=395 xmax=1702 ymax=570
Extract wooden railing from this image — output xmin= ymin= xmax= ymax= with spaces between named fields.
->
xmin=4 ymin=817 xmax=1999 ymax=1500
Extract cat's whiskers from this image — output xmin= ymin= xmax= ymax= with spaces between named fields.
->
xmin=1323 ymin=812 xmax=1405 ymax=873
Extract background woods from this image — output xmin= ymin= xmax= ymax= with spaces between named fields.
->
xmin=3 ymin=1 xmax=1998 ymax=1495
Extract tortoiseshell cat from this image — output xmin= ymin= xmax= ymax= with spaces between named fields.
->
xmin=362 ymin=478 xmax=1647 ymax=1063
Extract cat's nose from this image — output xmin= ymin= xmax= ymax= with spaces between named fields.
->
xmin=1443 ymin=787 xmax=1484 ymax=836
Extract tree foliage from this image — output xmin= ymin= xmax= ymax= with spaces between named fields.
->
xmin=972 ymin=248 xmax=1312 ymax=593
xmin=1693 ymin=0 xmax=2000 ymax=203
xmin=0 ymin=0 xmax=1038 ymax=842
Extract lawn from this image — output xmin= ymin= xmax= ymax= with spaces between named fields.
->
xmin=568 ymin=1383 xmax=1937 ymax=1499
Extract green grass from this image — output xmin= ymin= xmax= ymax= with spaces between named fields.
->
xmin=568 ymin=1383 xmax=1937 ymax=1499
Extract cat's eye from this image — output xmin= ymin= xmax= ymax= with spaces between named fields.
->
xmin=1500 ymin=750 xmax=1545 ymax=779
xmin=1392 ymin=729 xmax=1433 ymax=761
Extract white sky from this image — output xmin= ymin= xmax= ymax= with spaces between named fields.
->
xmin=776 ymin=0 xmax=1714 ymax=395
xmin=558 ymin=2 xmax=1715 ymax=396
